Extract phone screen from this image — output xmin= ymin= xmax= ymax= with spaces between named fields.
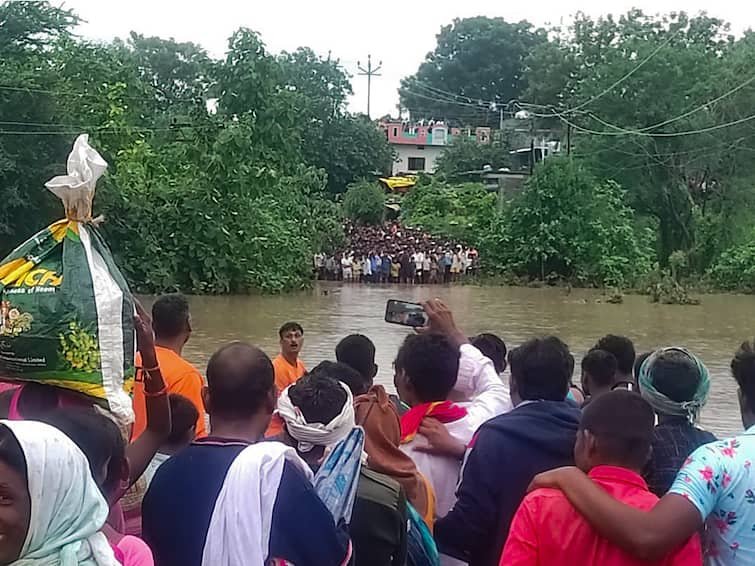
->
xmin=385 ymin=300 xmax=429 ymax=327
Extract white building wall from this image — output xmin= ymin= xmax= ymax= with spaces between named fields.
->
xmin=392 ymin=144 xmax=444 ymax=175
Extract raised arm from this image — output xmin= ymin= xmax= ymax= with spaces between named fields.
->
xmin=529 ymin=467 xmax=703 ymax=562
xmin=126 ymin=303 xmax=171 ymax=486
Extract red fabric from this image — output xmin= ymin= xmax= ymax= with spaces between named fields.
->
xmin=499 ymin=465 xmax=703 ymax=566
xmin=400 ymin=400 xmax=468 ymax=443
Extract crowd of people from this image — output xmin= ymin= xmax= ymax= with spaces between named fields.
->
xmin=314 ymin=222 xmax=479 ymax=284
xmin=2 ymin=291 xmax=755 ymax=566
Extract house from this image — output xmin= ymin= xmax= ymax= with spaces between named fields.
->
xmin=379 ymin=120 xmax=491 ymax=175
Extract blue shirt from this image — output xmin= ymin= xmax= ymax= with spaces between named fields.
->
xmin=670 ymin=427 xmax=755 ymax=566
xmin=142 ymin=437 xmax=350 ymax=566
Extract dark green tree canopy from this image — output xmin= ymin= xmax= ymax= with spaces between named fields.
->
xmin=399 ymin=17 xmax=546 ymax=126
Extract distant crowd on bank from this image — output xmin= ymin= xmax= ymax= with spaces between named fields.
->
xmin=314 ymin=221 xmax=479 ymax=284
xmin=3 ymin=291 xmax=755 ymax=566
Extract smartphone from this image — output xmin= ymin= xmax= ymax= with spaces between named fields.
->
xmin=385 ymin=300 xmax=429 ymax=327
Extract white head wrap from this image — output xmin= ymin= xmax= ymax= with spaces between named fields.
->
xmin=277 ymin=381 xmax=356 ymax=453
xmin=2 ymin=419 xmax=120 ymax=566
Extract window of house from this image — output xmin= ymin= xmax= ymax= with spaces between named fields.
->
xmin=407 ymin=157 xmax=426 ymax=171
xmin=392 ymin=127 xmax=398 ymax=137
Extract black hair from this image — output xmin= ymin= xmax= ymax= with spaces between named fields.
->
xmin=582 ymin=349 xmax=618 ymax=389
xmin=288 ymin=373 xmax=347 ymax=424
xmin=471 ymin=333 xmax=507 ymax=374
xmin=634 ymin=351 xmax=652 ymax=382
xmin=732 ymin=340 xmax=755 ymax=414
xmin=152 ymin=294 xmax=190 ymax=340
xmin=310 ymin=360 xmax=370 ymax=396
xmin=41 ymin=408 xmax=124 ymax=496
xmin=395 ymin=333 xmax=459 ymax=403
xmin=279 ymin=322 xmax=304 ymax=338
xmin=335 ymin=334 xmax=376 ymax=383
xmin=167 ymin=394 xmax=200 ymax=445
xmin=508 ymin=336 xmax=572 ymax=401
xmin=647 ymin=349 xmax=701 ymax=404
xmin=206 ymin=342 xmax=275 ymax=419
xmin=580 ymin=390 xmax=654 ymax=470
xmin=594 ymin=335 xmax=636 ymax=375
xmin=0 ymin=424 xmax=27 ymax=483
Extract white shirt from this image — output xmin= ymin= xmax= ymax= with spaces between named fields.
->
xmin=341 ymin=256 xmax=351 ymax=269
xmin=414 ymin=252 xmax=425 ymax=270
xmin=400 ymin=344 xmax=512 ymax=521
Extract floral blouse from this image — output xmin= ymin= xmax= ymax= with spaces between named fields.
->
xmin=670 ymin=429 xmax=755 ymax=566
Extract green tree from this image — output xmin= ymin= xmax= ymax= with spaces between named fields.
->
xmin=523 ymin=11 xmax=755 ymax=268
xmin=278 ymin=49 xmax=392 ymax=194
xmin=399 ymin=17 xmax=546 ymax=126
xmin=434 ymin=137 xmax=511 ymax=177
xmin=0 ymin=1 xmax=80 ymax=254
xmin=487 ymin=157 xmax=652 ymax=286
xmin=343 ymin=181 xmax=385 ymax=225
xmin=401 ymin=179 xmax=497 ymax=245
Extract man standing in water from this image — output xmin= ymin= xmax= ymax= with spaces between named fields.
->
xmin=133 ymin=293 xmax=206 ymax=439
xmin=267 ymin=322 xmax=307 ymax=436
xmin=274 ymin=322 xmax=306 ymax=392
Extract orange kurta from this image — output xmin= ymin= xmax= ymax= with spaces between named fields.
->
xmin=133 ymin=346 xmax=207 ymax=440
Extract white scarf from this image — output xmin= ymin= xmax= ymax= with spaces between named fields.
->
xmin=277 ymin=382 xmax=356 ymax=453
xmin=4 ymin=420 xmax=120 ymax=566
xmin=201 ymin=442 xmax=313 ymax=566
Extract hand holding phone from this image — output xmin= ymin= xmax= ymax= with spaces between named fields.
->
xmin=385 ymin=300 xmax=429 ymax=327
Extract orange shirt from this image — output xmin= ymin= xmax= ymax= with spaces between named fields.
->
xmin=265 ymin=354 xmax=307 ymax=437
xmin=133 ymin=346 xmax=207 ymax=440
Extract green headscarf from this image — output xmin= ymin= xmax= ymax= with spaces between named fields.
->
xmin=638 ymin=347 xmax=710 ymax=424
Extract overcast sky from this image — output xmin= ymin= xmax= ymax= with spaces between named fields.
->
xmin=65 ymin=0 xmax=747 ymax=118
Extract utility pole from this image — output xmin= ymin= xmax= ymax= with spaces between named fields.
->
xmin=357 ymin=54 xmax=382 ymax=119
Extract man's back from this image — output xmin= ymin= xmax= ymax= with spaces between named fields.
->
xmin=133 ymin=346 xmax=206 ymax=439
xmin=142 ymin=438 xmax=351 ymax=566
xmin=501 ymin=465 xmax=702 ymax=566
xmin=435 ymin=400 xmax=580 ymax=566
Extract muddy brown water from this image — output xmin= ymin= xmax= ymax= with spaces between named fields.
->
xmin=144 ymin=283 xmax=755 ymax=438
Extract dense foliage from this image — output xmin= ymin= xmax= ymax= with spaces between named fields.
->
xmin=400 ymin=9 xmax=755 ymax=292
xmin=400 ymin=180 xmax=497 ymax=246
xmin=343 ymin=181 xmax=385 ymax=226
xmin=433 ymin=137 xmax=511 ymax=178
xmin=487 ymin=158 xmax=653 ymax=286
xmin=710 ymin=234 xmax=755 ymax=292
xmin=399 ymin=17 xmax=546 ymax=127
xmin=0 ymin=1 xmax=388 ymax=293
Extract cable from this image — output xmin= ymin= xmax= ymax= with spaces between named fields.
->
xmin=403 ymin=79 xmax=484 ymax=105
xmin=401 ymin=88 xmax=489 ymax=109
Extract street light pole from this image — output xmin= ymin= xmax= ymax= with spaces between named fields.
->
xmin=357 ymin=54 xmax=382 ymax=119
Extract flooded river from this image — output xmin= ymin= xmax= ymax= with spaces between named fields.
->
xmin=154 ymin=283 xmax=755 ymax=438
